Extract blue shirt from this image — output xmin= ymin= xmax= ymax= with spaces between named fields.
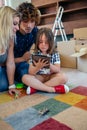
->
xmin=14 ymin=27 xmax=38 ymax=58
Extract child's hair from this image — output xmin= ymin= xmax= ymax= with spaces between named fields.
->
xmin=35 ymin=27 xmax=56 ymax=54
xmin=17 ymin=2 xmax=41 ymax=25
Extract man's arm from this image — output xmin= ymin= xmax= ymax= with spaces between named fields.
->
xmin=14 ymin=51 xmax=31 ymax=63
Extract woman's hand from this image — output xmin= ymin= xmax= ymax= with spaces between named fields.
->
xmin=8 ymin=88 xmax=21 ymax=96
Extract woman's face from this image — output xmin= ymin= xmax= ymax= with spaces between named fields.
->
xmin=12 ymin=16 xmax=19 ymax=36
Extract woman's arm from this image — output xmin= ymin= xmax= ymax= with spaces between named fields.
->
xmin=6 ymin=39 xmax=15 ymax=86
xmin=6 ymin=39 xmax=19 ymax=95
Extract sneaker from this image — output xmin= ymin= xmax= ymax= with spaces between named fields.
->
xmin=54 ymin=84 xmax=69 ymax=94
xmin=26 ymin=86 xmax=37 ymax=95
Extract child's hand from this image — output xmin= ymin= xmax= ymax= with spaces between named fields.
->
xmin=33 ymin=58 xmax=49 ymax=69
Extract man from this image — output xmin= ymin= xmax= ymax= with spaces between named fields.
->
xmin=14 ymin=2 xmax=41 ymax=93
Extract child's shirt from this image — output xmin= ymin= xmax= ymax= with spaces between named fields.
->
xmin=30 ymin=51 xmax=60 ymax=75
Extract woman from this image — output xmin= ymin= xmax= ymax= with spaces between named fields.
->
xmin=0 ymin=6 xmax=20 ymax=95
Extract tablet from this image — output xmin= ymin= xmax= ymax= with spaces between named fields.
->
xmin=32 ymin=54 xmax=51 ymax=68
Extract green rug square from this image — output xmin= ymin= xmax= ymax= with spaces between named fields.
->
xmin=33 ymin=98 xmax=71 ymax=117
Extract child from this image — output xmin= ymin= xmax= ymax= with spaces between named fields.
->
xmin=22 ymin=27 xmax=69 ymax=94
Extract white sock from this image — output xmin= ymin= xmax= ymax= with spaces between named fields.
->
xmin=26 ymin=86 xmax=31 ymax=94
xmin=64 ymin=84 xmax=69 ymax=93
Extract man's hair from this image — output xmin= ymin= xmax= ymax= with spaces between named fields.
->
xmin=17 ymin=2 xmax=41 ymax=25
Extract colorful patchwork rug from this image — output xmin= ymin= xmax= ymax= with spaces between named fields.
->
xmin=0 ymin=85 xmax=87 ymax=130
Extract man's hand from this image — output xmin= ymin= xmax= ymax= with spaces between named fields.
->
xmin=22 ymin=51 xmax=31 ymax=61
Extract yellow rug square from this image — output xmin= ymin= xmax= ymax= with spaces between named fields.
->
xmin=54 ymin=92 xmax=86 ymax=105
xmin=0 ymin=93 xmax=13 ymax=104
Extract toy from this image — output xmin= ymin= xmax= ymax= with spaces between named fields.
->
xmin=38 ymin=107 xmax=49 ymax=116
xmin=15 ymin=93 xmax=19 ymax=99
xmin=16 ymin=83 xmax=24 ymax=89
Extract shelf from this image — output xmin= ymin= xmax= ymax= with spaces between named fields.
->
xmin=64 ymin=6 xmax=87 ymax=13
xmin=64 ymin=19 xmax=87 ymax=34
xmin=32 ymin=0 xmax=87 ymax=35
xmin=38 ymin=24 xmax=53 ymax=29
xmin=62 ymin=9 xmax=87 ymax=22
xmin=41 ymin=12 xmax=56 ymax=18
xmin=32 ymin=0 xmax=58 ymax=8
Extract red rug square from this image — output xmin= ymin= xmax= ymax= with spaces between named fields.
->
xmin=70 ymin=86 xmax=87 ymax=96
xmin=30 ymin=118 xmax=72 ymax=130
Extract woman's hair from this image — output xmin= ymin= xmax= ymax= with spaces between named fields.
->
xmin=16 ymin=2 xmax=41 ymax=25
xmin=35 ymin=27 xmax=56 ymax=54
xmin=0 ymin=6 xmax=20 ymax=51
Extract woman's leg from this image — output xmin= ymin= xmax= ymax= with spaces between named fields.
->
xmin=0 ymin=67 xmax=9 ymax=92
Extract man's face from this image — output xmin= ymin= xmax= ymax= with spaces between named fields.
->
xmin=19 ymin=20 xmax=35 ymax=34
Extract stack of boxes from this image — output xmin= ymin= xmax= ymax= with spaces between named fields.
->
xmin=73 ymin=27 xmax=87 ymax=72
xmin=57 ymin=27 xmax=87 ymax=72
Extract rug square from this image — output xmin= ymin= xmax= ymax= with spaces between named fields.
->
xmin=53 ymin=106 xmax=87 ymax=130
xmin=30 ymin=118 xmax=72 ymax=130
xmin=54 ymin=92 xmax=86 ymax=105
xmin=0 ymin=93 xmax=13 ymax=104
xmin=70 ymin=86 xmax=87 ymax=96
xmin=4 ymin=107 xmax=49 ymax=130
xmin=74 ymin=97 xmax=87 ymax=110
xmin=0 ymin=119 xmax=14 ymax=130
xmin=37 ymin=91 xmax=57 ymax=98
xmin=33 ymin=98 xmax=71 ymax=117
xmin=0 ymin=94 xmax=49 ymax=119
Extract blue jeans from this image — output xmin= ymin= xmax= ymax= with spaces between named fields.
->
xmin=15 ymin=61 xmax=29 ymax=82
xmin=0 ymin=66 xmax=9 ymax=92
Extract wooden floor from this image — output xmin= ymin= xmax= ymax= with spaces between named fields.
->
xmin=62 ymin=68 xmax=87 ymax=87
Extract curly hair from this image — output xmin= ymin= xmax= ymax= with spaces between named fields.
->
xmin=17 ymin=2 xmax=41 ymax=25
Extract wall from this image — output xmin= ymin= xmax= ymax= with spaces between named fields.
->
xmin=6 ymin=0 xmax=31 ymax=9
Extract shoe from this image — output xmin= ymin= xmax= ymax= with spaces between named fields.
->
xmin=54 ymin=84 xmax=69 ymax=94
xmin=26 ymin=86 xmax=37 ymax=95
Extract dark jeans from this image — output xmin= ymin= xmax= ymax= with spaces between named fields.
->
xmin=0 ymin=66 xmax=9 ymax=92
xmin=15 ymin=61 xmax=29 ymax=82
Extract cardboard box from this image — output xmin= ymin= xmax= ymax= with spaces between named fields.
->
xmin=77 ymin=55 xmax=87 ymax=72
xmin=73 ymin=27 xmax=87 ymax=40
xmin=57 ymin=40 xmax=77 ymax=69
xmin=71 ymin=40 xmax=87 ymax=57
xmin=75 ymin=39 xmax=87 ymax=52
xmin=71 ymin=40 xmax=87 ymax=72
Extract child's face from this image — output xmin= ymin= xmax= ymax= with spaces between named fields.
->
xmin=38 ymin=34 xmax=49 ymax=54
